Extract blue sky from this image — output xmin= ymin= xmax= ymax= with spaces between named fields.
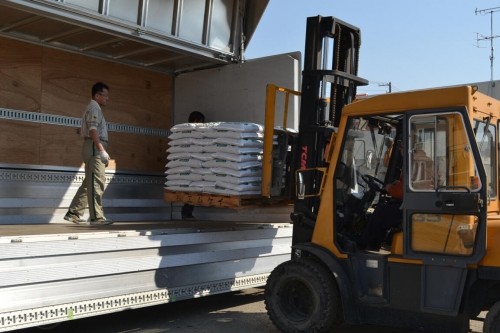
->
xmin=245 ymin=0 xmax=500 ymax=95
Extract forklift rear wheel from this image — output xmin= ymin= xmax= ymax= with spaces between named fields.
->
xmin=485 ymin=302 xmax=500 ymax=333
xmin=264 ymin=257 xmax=342 ymax=333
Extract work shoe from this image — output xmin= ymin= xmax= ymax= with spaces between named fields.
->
xmin=64 ymin=212 xmax=87 ymax=225
xmin=89 ymin=217 xmax=114 ymax=225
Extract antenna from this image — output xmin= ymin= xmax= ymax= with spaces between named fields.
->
xmin=476 ymin=7 xmax=500 ymax=85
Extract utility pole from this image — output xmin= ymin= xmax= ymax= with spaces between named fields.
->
xmin=475 ymin=7 xmax=500 ymax=87
xmin=378 ymin=82 xmax=392 ymax=93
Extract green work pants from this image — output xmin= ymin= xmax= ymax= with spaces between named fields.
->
xmin=68 ymin=139 xmax=107 ymax=220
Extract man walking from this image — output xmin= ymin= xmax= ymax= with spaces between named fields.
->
xmin=64 ymin=82 xmax=113 ymax=225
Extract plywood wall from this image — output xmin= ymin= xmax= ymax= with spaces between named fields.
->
xmin=0 ymin=37 xmax=172 ymax=173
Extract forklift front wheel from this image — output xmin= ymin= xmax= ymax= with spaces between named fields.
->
xmin=264 ymin=258 xmax=342 ymax=333
xmin=485 ymin=301 xmax=500 ymax=333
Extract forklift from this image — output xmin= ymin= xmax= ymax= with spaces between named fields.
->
xmin=264 ymin=15 xmax=500 ymax=333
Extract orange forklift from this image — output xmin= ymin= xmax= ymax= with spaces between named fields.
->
xmin=264 ymin=15 xmax=500 ymax=333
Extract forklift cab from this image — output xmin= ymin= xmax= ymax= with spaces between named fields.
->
xmin=334 ymin=105 xmax=486 ymax=259
xmin=331 ymin=90 xmax=488 ymax=317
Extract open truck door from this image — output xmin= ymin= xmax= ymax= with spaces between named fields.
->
xmin=402 ymin=109 xmax=488 ymax=315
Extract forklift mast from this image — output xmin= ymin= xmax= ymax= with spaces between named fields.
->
xmin=291 ymin=16 xmax=368 ymax=244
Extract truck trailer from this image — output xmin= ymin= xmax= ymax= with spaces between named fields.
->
xmin=0 ymin=1 xmax=296 ymax=331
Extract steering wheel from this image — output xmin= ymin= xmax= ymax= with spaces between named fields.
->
xmin=361 ymin=174 xmax=384 ymax=192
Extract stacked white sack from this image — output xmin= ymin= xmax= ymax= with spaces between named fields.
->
xmin=165 ymin=122 xmax=264 ymax=196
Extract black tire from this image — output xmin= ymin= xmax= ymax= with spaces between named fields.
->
xmin=485 ymin=302 xmax=500 ymax=333
xmin=264 ymin=258 xmax=342 ymax=333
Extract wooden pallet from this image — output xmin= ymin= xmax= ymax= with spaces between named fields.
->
xmin=164 ymin=190 xmax=272 ymax=208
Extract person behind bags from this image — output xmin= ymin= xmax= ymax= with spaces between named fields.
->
xmin=181 ymin=111 xmax=205 ymax=220
xmin=64 ymin=82 xmax=113 ymax=225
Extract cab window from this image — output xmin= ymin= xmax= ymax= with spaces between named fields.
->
xmin=334 ymin=114 xmax=401 ymax=252
xmin=475 ymin=119 xmax=496 ymax=198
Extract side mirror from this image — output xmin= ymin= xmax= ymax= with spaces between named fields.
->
xmin=295 ymin=168 xmax=327 ymax=199
xmin=297 ymin=172 xmax=305 ymax=200
xmin=365 ymin=150 xmax=374 ymax=170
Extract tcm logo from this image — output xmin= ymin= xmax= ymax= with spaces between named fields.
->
xmin=300 ymin=146 xmax=308 ymax=169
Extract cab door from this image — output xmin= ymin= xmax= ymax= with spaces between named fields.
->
xmin=402 ymin=109 xmax=487 ymax=315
